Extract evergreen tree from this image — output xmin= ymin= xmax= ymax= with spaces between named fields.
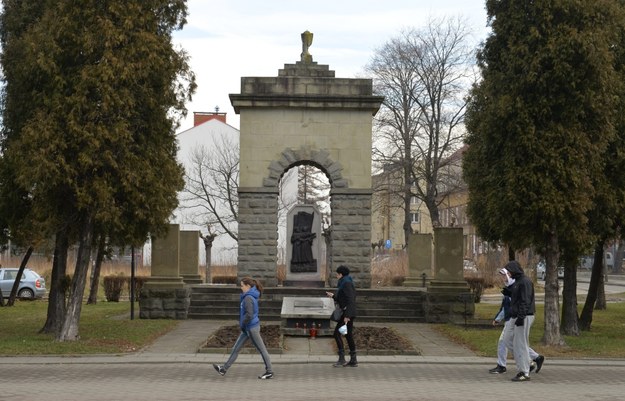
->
xmin=464 ymin=0 xmax=622 ymax=345
xmin=0 ymin=0 xmax=195 ymax=340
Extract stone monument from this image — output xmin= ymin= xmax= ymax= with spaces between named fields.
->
xmin=179 ymin=230 xmax=202 ymax=284
xmin=139 ymin=224 xmax=191 ymax=319
xmin=231 ymin=31 xmax=383 ymax=287
xmin=404 ymin=233 xmax=433 ymax=287
xmin=280 ymin=296 xmax=335 ymax=336
xmin=425 ymin=227 xmax=473 ymax=323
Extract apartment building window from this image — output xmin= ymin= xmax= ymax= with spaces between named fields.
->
xmin=410 ymin=212 xmax=419 ymax=223
xmin=410 ymin=196 xmax=418 ymax=204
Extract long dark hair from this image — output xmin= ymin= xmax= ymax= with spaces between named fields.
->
xmin=241 ymin=277 xmax=263 ymax=296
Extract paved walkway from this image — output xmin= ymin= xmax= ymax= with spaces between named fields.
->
xmin=2 ymin=320 xmax=625 ymax=400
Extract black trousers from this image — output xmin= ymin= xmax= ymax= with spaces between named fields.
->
xmin=333 ymin=317 xmax=356 ymax=354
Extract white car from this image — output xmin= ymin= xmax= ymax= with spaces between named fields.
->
xmin=536 ymin=261 xmax=563 ymax=280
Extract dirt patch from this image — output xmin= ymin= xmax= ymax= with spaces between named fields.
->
xmin=204 ymin=325 xmax=282 ymax=349
xmin=202 ymin=325 xmax=417 ymax=353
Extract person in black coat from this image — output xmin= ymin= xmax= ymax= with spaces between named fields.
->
xmin=326 ymin=265 xmax=357 ymax=367
xmin=504 ymin=260 xmax=536 ymax=382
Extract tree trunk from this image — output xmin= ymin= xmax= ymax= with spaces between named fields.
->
xmin=542 ymin=231 xmax=565 ymax=345
xmin=560 ymin=253 xmax=579 ymax=336
xmin=40 ymin=230 xmax=69 ymax=334
xmin=7 ymin=246 xmax=34 ymax=306
xmin=403 ymin=179 xmax=412 ymax=249
xmin=579 ymin=240 xmax=604 ymax=330
xmin=87 ymin=236 xmax=106 ymax=304
xmin=595 ymin=265 xmax=607 ymax=310
xmin=613 ymin=240 xmax=624 ymax=274
xmin=424 ymin=193 xmax=440 ymax=228
xmin=57 ymin=215 xmax=94 ymax=341
xmin=595 ymin=244 xmax=607 ymax=310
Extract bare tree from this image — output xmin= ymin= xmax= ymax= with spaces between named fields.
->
xmin=182 ymin=136 xmax=299 ymax=264
xmin=181 ymin=136 xmax=239 ymax=242
xmin=367 ymin=16 xmax=475 ymax=246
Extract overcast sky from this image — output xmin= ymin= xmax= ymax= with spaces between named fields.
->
xmin=173 ymin=0 xmax=490 ymax=131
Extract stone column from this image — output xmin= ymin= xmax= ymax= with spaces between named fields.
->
xmin=404 ymin=233 xmax=433 ymax=287
xmin=237 ymin=188 xmax=279 ymax=287
xmin=329 ymin=189 xmax=372 ymax=288
xmin=144 ymin=224 xmax=184 ymax=289
xmin=140 ymin=224 xmax=190 ymax=319
xmin=432 ymin=227 xmax=464 ymax=281
xmin=180 ymin=230 xmax=202 ymax=284
xmin=425 ymin=227 xmax=473 ymax=323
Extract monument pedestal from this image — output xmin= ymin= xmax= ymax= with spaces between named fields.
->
xmin=280 ymin=297 xmax=335 ymax=336
xmin=181 ymin=274 xmax=203 ymax=284
xmin=143 ymin=276 xmax=185 ymax=289
xmin=425 ymin=280 xmax=473 ymax=323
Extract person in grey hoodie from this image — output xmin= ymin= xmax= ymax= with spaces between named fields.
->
xmin=504 ymin=260 xmax=536 ymax=382
xmin=213 ymin=277 xmax=274 ymax=379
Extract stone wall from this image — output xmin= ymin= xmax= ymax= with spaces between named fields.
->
xmin=139 ymin=288 xmax=191 ymax=319
xmin=237 ymin=189 xmax=280 ymax=286
xmin=329 ymin=189 xmax=372 ymax=287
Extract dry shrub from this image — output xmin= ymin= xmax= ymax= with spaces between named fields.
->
xmin=276 ymin=264 xmax=286 ymax=284
xmin=212 ymin=275 xmax=238 ymax=284
xmin=208 ymin=264 xmax=237 ymax=283
xmin=103 ymin=274 xmax=126 ymax=302
xmin=371 ymin=251 xmax=408 ymax=287
xmin=476 ymin=248 xmax=542 ymax=286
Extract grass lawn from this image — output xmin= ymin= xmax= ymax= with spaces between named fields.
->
xmin=435 ymin=296 xmax=625 ymax=359
xmin=0 ymin=300 xmax=178 ymax=355
xmin=3 ymin=296 xmax=625 ymax=358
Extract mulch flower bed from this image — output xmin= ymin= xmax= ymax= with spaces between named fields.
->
xmin=203 ymin=325 xmax=417 ymax=352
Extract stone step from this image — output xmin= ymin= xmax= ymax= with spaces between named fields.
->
xmin=186 ymin=285 xmax=427 ymax=322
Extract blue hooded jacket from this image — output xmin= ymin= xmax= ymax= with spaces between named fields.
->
xmin=239 ymin=285 xmax=260 ymax=331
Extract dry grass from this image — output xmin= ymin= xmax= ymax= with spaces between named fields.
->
xmin=371 ymin=251 xmax=408 ymax=287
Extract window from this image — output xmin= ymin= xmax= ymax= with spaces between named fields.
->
xmin=410 ymin=212 xmax=419 ymax=223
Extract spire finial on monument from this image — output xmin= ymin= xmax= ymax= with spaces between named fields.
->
xmin=300 ymin=30 xmax=314 ymax=63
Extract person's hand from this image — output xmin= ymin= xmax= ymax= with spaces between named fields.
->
xmin=515 ymin=317 xmax=524 ymax=327
xmin=492 ymin=320 xmax=498 ymax=326
xmin=326 ymin=291 xmax=333 ymax=298
xmin=344 ymin=317 xmax=350 ymax=323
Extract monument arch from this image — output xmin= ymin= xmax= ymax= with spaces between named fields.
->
xmin=231 ymin=32 xmax=383 ymax=288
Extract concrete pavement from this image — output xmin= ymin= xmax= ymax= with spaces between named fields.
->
xmin=1 ymin=319 xmax=625 ymax=401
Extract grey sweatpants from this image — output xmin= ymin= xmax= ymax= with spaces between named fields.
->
xmin=512 ymin=315 xmax=535 ymax=375
xmin=223 ymin=325 xmax=273 ymax=373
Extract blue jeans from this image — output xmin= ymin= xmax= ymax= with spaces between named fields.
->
xmin=223 ymin=326 xmax=273 ymax=373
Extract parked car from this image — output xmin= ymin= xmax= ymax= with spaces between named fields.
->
xmin=579 ymin=252 xmax=614 ymax=271
xmin=536 ymin=260 xmax=563 ymax=280
xmin=0 ymin=268 xmax=46 ymax=299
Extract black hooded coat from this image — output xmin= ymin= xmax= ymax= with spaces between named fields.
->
xmin=504 ymin=261 xmax=535 ymax=324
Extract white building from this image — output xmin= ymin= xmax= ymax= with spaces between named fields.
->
xmin=174 ymin=111 xmax=240 ymax=265
xmin=172 ymin=110 xmax=298 ymax=266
